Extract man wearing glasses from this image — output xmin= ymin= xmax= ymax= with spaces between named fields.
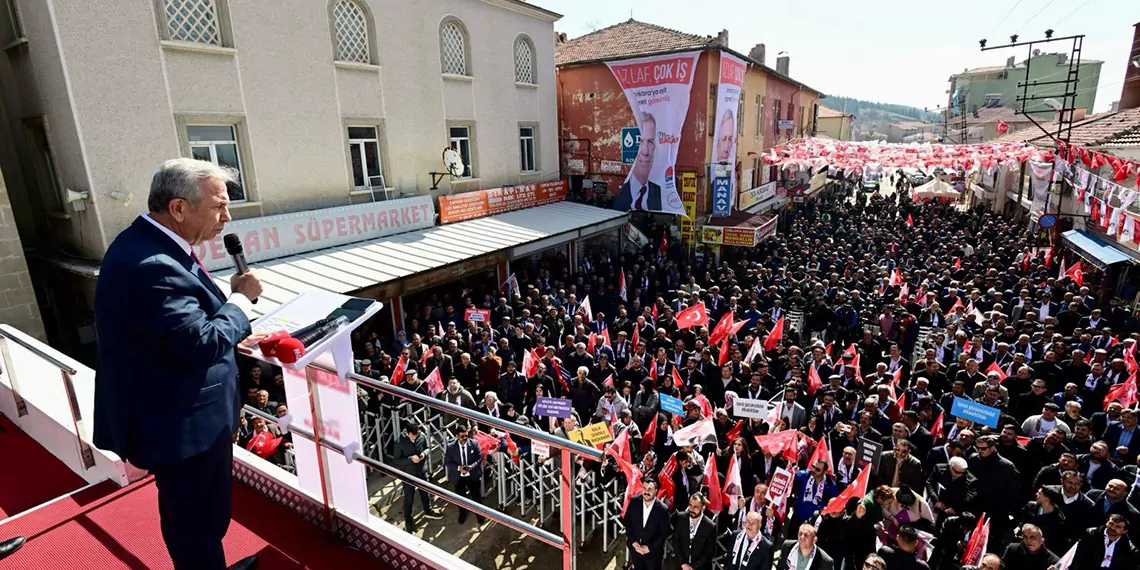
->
xmin=968 ymin=434 xmax=1021 ymax=545
xmin=789 ymin=460 xmax=838 ymax=539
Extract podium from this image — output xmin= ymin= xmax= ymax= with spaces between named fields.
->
xmin=241 ymin=289 xmax=382 ymax=524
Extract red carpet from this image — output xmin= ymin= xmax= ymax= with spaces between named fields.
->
xmin=0 ymin=476 xmax=393 ymax=569
xmin=0 ymin=415 xmax=86 ymax=519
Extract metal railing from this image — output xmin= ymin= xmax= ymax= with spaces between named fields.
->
xmin=0 ymin=327 xmax=96 ymax=470
xmin=260 ymin=361 xmax=603 ymax=570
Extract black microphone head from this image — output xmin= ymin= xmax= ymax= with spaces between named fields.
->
xmin=223 ymin=233 xmax=243 ymax=255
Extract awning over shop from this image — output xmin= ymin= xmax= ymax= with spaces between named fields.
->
xmin=701 ymin=211 xmax=778 ymax=248
xmin=1061 ymin=229 xmax=1134 ymax=269
xmin=215 ymin=201 xmax=627 ymax=317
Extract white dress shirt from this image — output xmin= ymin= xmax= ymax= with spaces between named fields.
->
xmin=142 ymin=214 xmax=253 ymax=317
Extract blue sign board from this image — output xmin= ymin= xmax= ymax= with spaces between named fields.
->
xmin=950 ymin=397 xmax=1000 ymax=428
xmin=621 ymin=127 xmax=641 ymax=164
xmin=660 ymin=394 xmax=685 ymax=416
xmin=1039 ymin=214 xmax=1057 ymax=228
xmin=533 ymin=397 xmax=573 ymax=419
xmin=712 ymin=177 xmax=732 ymax=216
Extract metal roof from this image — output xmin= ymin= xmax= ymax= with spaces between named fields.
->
xmin=1061 ymin=229 xmax=1134 ymax=269
xmin=213 ymin=201 xmax=627 ymax=317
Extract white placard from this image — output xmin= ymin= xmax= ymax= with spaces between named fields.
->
xmin=733 ymin=398 xmax=770 ymax=419
xmin=532 ymin=440 xmax=550 ymax=457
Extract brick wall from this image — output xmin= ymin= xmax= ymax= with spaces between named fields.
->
xmin=0 ymin=170 xmax=46 ymax=341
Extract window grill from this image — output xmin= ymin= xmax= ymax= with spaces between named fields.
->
xmin=333 ymin=0 xmax=370 ymax=64
xmin=515 ymin=38 xmax=533 ymax=83
xmin=441 ymin=22 xmax=467 ymax=75
xmin=163 ymin=0 xmax=220 ymax=45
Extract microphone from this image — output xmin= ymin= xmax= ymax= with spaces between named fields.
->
xmin=257 ymin=330 xmax=291 ymax=355
xmin=273 ymin=337 xmax=305 ymax=364
xmin=295 ymin=316 xmax=349 ymax=347
xmin=223 ymin=233 xmax=257 ymax=304
xmin=288 ymin=316 xmax=340 ymax=340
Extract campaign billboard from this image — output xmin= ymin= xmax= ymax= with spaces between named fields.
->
xmin=711 ymin=53 xmax=746 ymax=217
xmin=606 ymin=53 xmax=700 ymax=215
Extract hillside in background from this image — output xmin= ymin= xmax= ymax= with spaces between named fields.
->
xmin=821 ymin=96 xmax=944 ymax=141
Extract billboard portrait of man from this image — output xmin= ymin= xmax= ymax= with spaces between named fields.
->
xmin=715 ymin=109 xmax=735 ymax=165
xmin=613 ymin=113 xmax=662 ymax=211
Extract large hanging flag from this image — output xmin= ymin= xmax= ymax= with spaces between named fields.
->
xmin=606 ymin=53 xmax=701 ymax=214
xmin=675 ymin=302 xmax=709 ymax=330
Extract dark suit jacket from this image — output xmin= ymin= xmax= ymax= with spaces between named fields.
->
xmin=444 ymin=438 xmax=484 ymax=484
xmin=94 ymin=216 xmax=251 ymax=469
xmin=1073 ymin=527 xmax=1137 ymax=569
xmin=623 ymin=498 xmax=671 ymax=564
xmin=775 ymin=542 xmax=835 ymax=570
xmin=673 ymin=513 xmax=718 ymax=570
xmin=1102 ymin=423 xmax=1140 ymax=465
xmin=614 ymin=179 xmax=663 ymax=211
xmin=876 ymin=453 xmax=925 ymax=490
xmin=724 ymin=531 xmax=774 ymax=570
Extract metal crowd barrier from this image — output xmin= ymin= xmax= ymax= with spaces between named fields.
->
xmin=248 ymin=363 xmax=604 ymax=570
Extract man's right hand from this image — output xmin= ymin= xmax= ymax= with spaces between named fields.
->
xmin=231 ymin=270 xmax=263 ymax=300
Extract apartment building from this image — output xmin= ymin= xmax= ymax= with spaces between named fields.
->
xmin=0 ymin=0 xmax=560 ymax=360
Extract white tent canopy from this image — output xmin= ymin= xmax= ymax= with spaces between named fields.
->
xmin=913 ymin=178 xmax=959 ymax=199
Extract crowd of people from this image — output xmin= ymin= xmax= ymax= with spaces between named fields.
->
xmin=296 ymin=180 xmax=1140 ymax=570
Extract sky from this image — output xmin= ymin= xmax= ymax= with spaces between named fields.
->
xmin=536 ymin=0 xmax=1137 ymax=113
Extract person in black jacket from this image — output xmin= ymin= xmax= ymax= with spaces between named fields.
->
xmin=1000 ymin=523 xmax=1058 ymax=570
xmin=624 ymin=477 xmax=671 ymax=570
xmin=1070 ymin=514 xmax=1137 ymax=570
xmin=391 ymin=421 xmax=442 ymax=532
xmin=673 ymin=493 xmax=717 ymax=570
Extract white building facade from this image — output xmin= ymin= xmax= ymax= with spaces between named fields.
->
xmin=0 ymin=0 xmax=561 ymax=360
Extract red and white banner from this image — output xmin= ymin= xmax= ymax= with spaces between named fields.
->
xmin=606 ymin=53 xmax=700 ymax=215
xmin=712 ymin=53 xmax=747 ymax=210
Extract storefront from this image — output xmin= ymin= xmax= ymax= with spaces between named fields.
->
xmin=699 ymin=212 xmax=779 ymax=262
xmin=209 ymin=181 xmax=627 ymax=336
xmin=1061 ymin=229 xmax=1137 ymax=300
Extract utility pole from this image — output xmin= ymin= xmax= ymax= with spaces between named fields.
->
xmin=980 ymin=30 xmax=1084 ymax=222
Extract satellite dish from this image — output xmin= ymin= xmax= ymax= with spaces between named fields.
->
xmin=442 ymin=148 xmax=464 ymax=177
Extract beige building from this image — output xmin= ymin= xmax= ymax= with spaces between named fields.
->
xmin=815 ymin=106 xmax=854 ymax=141
xmin=0 ymin=0 xmax=561 ymax=361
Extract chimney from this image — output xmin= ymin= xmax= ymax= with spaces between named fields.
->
xmin=748 ymin=43 xmax=766 ymax=65
xmin=776 ymin=55 xmax=790 ymax=76
xmin=714 ymin=29 xmax=729 ymax=47
xmin=556 ymin=32 xmax=567 ymax=44
xmin=1006 ymin=56 xmax=1015 ymax=68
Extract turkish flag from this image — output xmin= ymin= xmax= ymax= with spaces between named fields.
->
xmin=709 ymin=311 xmax=735 ymax=345
xmin=996 ymin=119 xmax=1009 ymax=134
xmin=672 ymin=366 xmax=686 ymax=389
xmin=390 ymin=354 xmax=407 ymax=386
xmin=1104 ymin=374 xmax=1138 ymax=410
xmin=763 ymin=317 xmax=784 ymax=351
xmin=889 ymin=268 xmax=903 ymax=287
xmin=703 ymin=452 xmax=723 ymax=513
xmin=523 ymin=348 xmax=539 ymax=377
xmin=424 ymin=367 xmax=445 ymax=397
xmin=808 ymin=435 xmax=834 ymax=475
xmin=953 ymin=257 xmax=961 ymax=270
xmin=985 ymin=361 xmax=1008 ymax=382
xmin=931 ymin=410 xmax=945 ymax=442
xmin=657 ymin=455 xmax=678 ymax=507
xmin=820 ymin=461 xmax=869 ymax=515
xmin=245 ymin=431 xmax=283 ymax=459
xmin=1066 ymin=261 xmax=1084 ymax=286
xmin=960 ymin=515 xmax=990 ymax=565
xmin=905 ymin=213 xmax=913 ymax=227
xmin=641 ymin=413 xmax=657 ymax=452
xmin=807 ymin=362 xmax=823 ymax=396
xmin=887 ymin=392 xmax=906 ymax=422
xmin=675 ymin=302 xmax=709 ymax=330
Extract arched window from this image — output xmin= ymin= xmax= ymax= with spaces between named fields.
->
xmin=332 ymin=0 xmax=371 ymax=64
xmin=440 ymin=20 xmax=469 ymax=76
xmin=514 ymin=36 xmax=534 ymax=84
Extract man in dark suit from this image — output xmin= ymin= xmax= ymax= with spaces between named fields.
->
xmin=623 ymin=477 xmax=671 ymax=570
xmin=673 ymin=493 xmax=717 ymax=570
xmin=612 ymin=113 xmax=663 ymax=212
xmin=726 ymin=511 xmax=774 ymax=570
xmin=93 ymin=159 xmax=261 ymax=570
xmin=776 ymin=523 xmax=835 ymax=570
xmin=1071 ymin=514 xmax=1136 ymax=569
xmin=875 ymin=440 xmax=924 ymax=490
xmin=444 ymin=426 xmax=485 ymax=525
xmin=1103 ymin=409 xmax=1140 ymax=465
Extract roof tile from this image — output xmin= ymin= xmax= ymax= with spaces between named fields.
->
xmin=555 ymin=19 xmax=716 ymax=66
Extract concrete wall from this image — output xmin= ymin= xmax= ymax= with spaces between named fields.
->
xmin=2 ymin=0 xmax=559 ymax=259
xmin=0 ymin=170 xmax=46 ymax=342
xmin=816 ymin=116 xmax=852 ymax=141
